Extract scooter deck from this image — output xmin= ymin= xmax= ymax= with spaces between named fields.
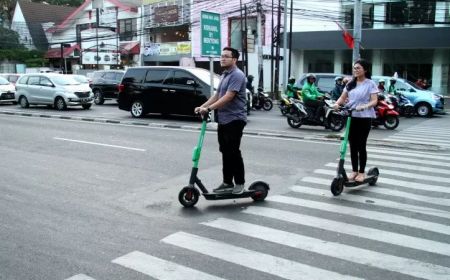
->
xmin=203 ymin=190 xmax=256 ymax=200
xmin=344 ymin=175 xmax=377 ymax=187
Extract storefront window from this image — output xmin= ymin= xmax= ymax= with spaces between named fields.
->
xmin=386 ymin=0 xmax=436 ymax=25
xmin=119 ymin=18 xmax=137 ymax=41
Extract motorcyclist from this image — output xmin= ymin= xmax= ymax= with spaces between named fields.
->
xmin=301 ymin=73 xmax=324 ymax=123
xmin=286 ymin=76 xmax=299 ymax=99
xmin=330 ymin=76 xmax=344 ymax=101
xmin=378 ymin=79 xmax=386 ymax=93
xmin=388 ymin=77 xmax=397 ymax=96
xmin=246 ymin=75 xmax=255 ymax=113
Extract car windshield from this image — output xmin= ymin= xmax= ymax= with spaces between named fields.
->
xmin=404 ymin=79 xmax=423 ymax=90
xmin=51 ymin=75 xmax=81 ymax=85
xmin=71 ymin=75 xmax=89 ymax=83
xmin=0 ymin=77 xmax=9 ymax=85
xmin=185 ymin=68 xmax=220 ymax=88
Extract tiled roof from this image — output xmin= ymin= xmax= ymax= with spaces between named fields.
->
xmin=18 ymin=0 xmax=76 ymax=50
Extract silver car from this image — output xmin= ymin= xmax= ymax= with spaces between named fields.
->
xmin=15 ymin=73 xmax=94 ymax=110
xmin=0 ymin=76 xmax=16 ymax=104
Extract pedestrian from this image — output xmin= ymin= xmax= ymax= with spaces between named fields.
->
xmin=415 ymin=78 xmax=426 ymax=89
xmin=330 ymin=76 xmax=344 ymax=100
xmin=377 ymin=79 xmax=386 ymax=93
xmin=194 ymin=47 xmax=247 ymax=194
xmin=333 ymin=59 xmax=378 ymax=182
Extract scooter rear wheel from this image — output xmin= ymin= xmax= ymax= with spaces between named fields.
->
xmin=249 ymin=182 xmax=269 ymax=201
xmin=263 ymin=99 xmax=273 ymax=111
xmin=368 ymin=167 xmax=379 ymax=186
xmin=178 ymin=186 xmax=200 ymax=207
xmin=331 ymin=177 xmax=344 ymax=196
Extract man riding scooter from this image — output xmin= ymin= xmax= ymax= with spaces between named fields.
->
xmin=301 ymin=73 xmax=325 ymax=123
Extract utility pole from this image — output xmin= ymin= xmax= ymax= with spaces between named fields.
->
xmin=282 ymin=0 xmax=288 ymax=93
xmin=288 ymin=0 xmax=293 ymax=78
xmin=270 ymin=0 xmax=274 ymax=94
xmin=244 ymin=5 xmax=248 ymax=75
xmin=352 ymin=0 xmax=362 ymax=62
xmin=96 ymin=8 xmax=100 ymax=69
xmin=240 ymin=0 xmax=246 ymax=75
xmin=274 ymin=0 xmax=282 ymax=98
xmin=256 ymin=0 xmax=263 ymax=89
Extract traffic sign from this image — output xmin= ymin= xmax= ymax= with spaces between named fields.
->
xmin=201 ymin=11 xmax=221 ymax=57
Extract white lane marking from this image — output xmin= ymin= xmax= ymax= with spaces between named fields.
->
xmin=367 ymin=148 xmax=450 ymax=160
xmin=384 ymin=138 xmax=450 ymax=147
xmin=387 ymin=135 xmax=450 ymax=144
xmin=367 ymin=153 xmax=450 ymax=167
xmin=325 ymin=162 xmax=450 ymax=184
xmin=360 ymin=159 xmax=450 ymax=176
xmin=112 ymin=251 xmax=226 ymax=280
xmin=400 ymin=129 xmax=450 ymax=136
xmin=243 ymin=207 xmax=450 ymax=256
xmin=53 ymin=137 xmax=146 ymax=152
xmin=300 ymin=177 xmax=450 ymax=219
xmin=203 ymin=218 xmax=450 ymax=280
xmin=64 ymin=274 xmax=96 ymax=280
xmin=311 ymin=170 xmax=450 ymax=207
xmin=269 ymin=193 xmax=450 ymax=236
xmin=162 ymin=232 xmax=362 ymax=280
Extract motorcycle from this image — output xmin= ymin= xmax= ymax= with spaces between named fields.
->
xmin=252 ymin=87 xmax=273 ymax=111
xmin=285 ymin=95 xmax=345 ymax=132
xmin=279 ymin=91 xmax=301 ymax=116
xmin=373 ymin=95 xmax=400 ymax=129
xmin=387 ymin=93 xmax=414 ymax=118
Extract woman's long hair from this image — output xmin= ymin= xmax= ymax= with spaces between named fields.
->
xmin=346 ymin=59 xmax=371 ymax=92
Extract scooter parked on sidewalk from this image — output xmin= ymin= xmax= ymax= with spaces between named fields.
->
xmin=252 ymin=87 xmax=273 ymax=111
xmin=285 ymin=94 xmax=345 ymax=132
xmin=372 ymin=94 xmax=400 ymax=130
xmin=331 ymin=108 xmax=379 ymax=196
xmin=178 ymin=113 xmax=270 ymax=207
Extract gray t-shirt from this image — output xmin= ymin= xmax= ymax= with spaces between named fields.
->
xmin=216 ymin=66 xmax=247 ymax=124
xmin=345 ymin=79 xmax=378 ymax=118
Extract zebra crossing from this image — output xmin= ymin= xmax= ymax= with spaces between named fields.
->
xmin=67 ymin=119 xmax=450 ymax=280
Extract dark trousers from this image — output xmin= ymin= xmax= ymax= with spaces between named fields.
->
xmin=348 ymin=117 xmax=372 ymax=173
xmin=304 ymin=99 xmax=325 ymax=120
xmin=218 ymin=120 xmax=246 ymax=185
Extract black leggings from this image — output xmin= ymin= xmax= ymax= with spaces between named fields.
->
xmin=348 ymin=117 xmax=372 ymax=173
xmin=218 ymin=120 xmax=246 ymax=185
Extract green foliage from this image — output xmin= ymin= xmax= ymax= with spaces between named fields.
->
xmin=31 ymin=0 xmax=84 ymax=7
xmin=0 ymin=27 xmax=25 ymax=50
xmin=0 ymin=49 xmax=47 ymax=67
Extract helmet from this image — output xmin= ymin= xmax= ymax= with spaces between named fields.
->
xmin=379 ymin=79 xmax=385 ymax=83
xmin=306 ymin=73 xmax=316 ymax=79
xmin=334 ymin=76 xmax=343 ymax=81
xmin=288 ymin=76 xmax=295 ymax=83
xmin=247 ymin=75 xmax=254 ymax=80
xmin=390 ymin=77 xmax=397 ymax=81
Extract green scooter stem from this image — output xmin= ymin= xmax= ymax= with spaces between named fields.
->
xmin=340 ymin=112 xmax=352 ymax=160
xmin=192 ymin=115 xmax=208 ymax=168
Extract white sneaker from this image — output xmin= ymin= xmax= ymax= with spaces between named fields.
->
xmin=232 ymin=184 xmax=245 ymax=194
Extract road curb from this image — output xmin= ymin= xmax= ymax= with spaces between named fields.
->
xmin=0 ymin=109 xmax=444 ymax=152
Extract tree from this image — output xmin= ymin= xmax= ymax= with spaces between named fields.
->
xmin=0 ymin=27 xmax=24 ymax=50
xmin=0 ymin=0 xmax=15 ymax=25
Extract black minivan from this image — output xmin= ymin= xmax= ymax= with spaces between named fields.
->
xmin=118 ymin=66 xmax=218 ymax=118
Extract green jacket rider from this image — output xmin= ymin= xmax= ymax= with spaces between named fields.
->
xmin=301 ymin=79 xmax=323 ymax=102
xmin=286 ymin=77 xmax=299 ymax=99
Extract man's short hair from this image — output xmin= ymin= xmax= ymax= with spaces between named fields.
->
xmin=223 ymin=47 xmax=240 ymax=59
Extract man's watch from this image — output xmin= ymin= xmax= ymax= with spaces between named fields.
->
xmin=207 ymin=107 xmax=212 ymax=112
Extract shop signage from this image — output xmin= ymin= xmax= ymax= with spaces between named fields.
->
xmin=154 ymin=5 xmax=179 ymax=24
xmin=144 ymin=42 xmax=191 ymax=56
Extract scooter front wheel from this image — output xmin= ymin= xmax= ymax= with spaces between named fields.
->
xmin=178 ymin=186 xmax=200 ymax=207
xmin=263 ymin=99 xmax=273 ymax=111
xmin=331 ymin=177 xmax=344 ymax=196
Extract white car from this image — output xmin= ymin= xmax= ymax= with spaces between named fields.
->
xmin=15 ymin=73 xmax=94 ymax=110
xmin=0 ymin=76 xmax=16 ymax=104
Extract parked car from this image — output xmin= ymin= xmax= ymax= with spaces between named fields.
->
xmin=296 ymin=73 xmax=347 ymax=94
xmin=90 ymin=70 xmax=125 ymax=105
xmin=372 ymin=76 xmax=445 ymax=117
xmin=0 ymin=73 xmax=22 ymax=85
xmin=15 ymin=73 xmax=94 ymax=110
xmin=0 ymin=76 xmax=16 ymax=104
xmin=118 ymin=66 xmax=220 ymax=118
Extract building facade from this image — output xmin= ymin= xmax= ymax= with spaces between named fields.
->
xmin=290 ymin=0 xmax=450 ymax=95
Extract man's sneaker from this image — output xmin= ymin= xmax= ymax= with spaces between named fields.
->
xmin=213 ymin=183 xmax=234 ymax=193
xmin=232 ymin=184 xmax=245 ymax=194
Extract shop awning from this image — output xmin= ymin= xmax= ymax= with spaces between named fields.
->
xmin=45 ymin=44 xmax=80 ymax=59
xmin=120 ymin=41 xmax=140 ymax=55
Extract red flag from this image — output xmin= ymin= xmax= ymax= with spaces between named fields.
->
xmin=335 ymin=21 xmax=354 ymax=49
xmin=342 ymin=31 xmax=354 ymax=49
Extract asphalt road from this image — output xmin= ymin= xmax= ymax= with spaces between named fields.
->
xmin=0 ymin=104 xmax=449 ymax=280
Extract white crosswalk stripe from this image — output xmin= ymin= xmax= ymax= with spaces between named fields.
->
xmin=112 ymin=251 xmax=226 ymax=280
xmin=64 ymin=274 xmax=96 ymax=280
xmin=162 ymin=231 xmax=363 ymax=280
xmin=71 ymin=119 xmax=450 ymax=279
xmin=202 ymin=218 xmax=450 ymax=280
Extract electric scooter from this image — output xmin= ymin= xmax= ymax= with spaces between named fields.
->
xmin=330 ymin=108 xmax=379 ymax=196
xmin=178 ymin=113 xmax=270 ymax=207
